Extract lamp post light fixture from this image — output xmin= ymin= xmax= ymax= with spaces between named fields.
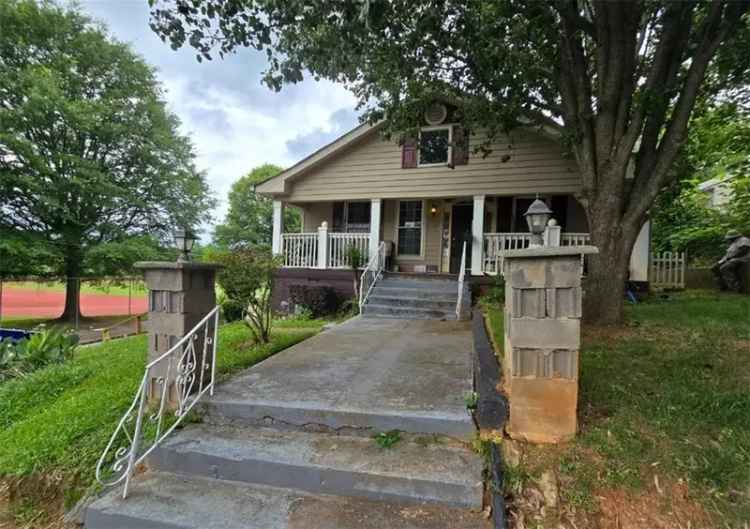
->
xmin=524 ymin=198 xmax=553 ymax=248
xmin=174 ymin=228 xmax=196 ymax=262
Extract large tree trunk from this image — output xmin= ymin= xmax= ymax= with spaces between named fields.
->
xmin=59 ymin=250 xmax=82 ymax=323
xmin=583 ymin=207 xmax=641 ymax=325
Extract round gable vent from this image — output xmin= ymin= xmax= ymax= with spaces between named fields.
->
xmin=424 ymin=102 xmax=448 ymax=126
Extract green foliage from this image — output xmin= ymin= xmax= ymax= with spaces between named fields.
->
xmin=0 ymin=0 xmax=214 ymax=311
xmin=288 ymin=284 xmax=340 ymax=318
xmin=373 ymin=430 xmax=402 ymax=449
xmin=652 ymin=104 xmax=750 ymax=264
xmin=0 ymin=327 xmax=79 ymax=381
xmin=213 ymin=164 xmax=300 ymax=248
xmin=0 ymin=320 xmax=324 ymax=506
xmin=216 ymin=247 xmax=280 ymax=343
xmin=345 ymin=245 xmax=364 ymax=269
xmin=464 ymin=391 xmax=478 ymax=410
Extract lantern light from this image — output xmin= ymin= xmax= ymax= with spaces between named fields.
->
xmin=523 ymin=199 xmax=553 ymax=247
xmin=174 ymin=228 xmax=196 ymax=262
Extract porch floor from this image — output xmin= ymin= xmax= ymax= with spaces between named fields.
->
xmin=206 ymin=316 xmax=475 ymax=436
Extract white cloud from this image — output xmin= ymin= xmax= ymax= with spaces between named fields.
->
xmin=79 ymin=0 xmax=359 ymax=240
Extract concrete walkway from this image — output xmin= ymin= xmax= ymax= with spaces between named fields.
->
xmin=85 ymin=317 xmax=487 ymax=529
xmin=206 ymin=316 xmax=476 ymax=436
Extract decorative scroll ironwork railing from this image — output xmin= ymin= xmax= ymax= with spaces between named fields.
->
xmin=359 ymin=241 xmax=385 ymax=310
xmin=282 ymin=233 xmax=318 ymax=268
xmin=95 ymin=306 xmax=220 ymax=499
xmin=329 ymin=233 xmax=370 ymax=269
xmin=455 ymin=242 xmax=468 ymax=319
xmin=482 ymin=232 xmax=592 ymax=274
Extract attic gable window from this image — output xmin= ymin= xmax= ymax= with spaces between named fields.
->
xmin=419 ymin=126 xmax=452 ymax=166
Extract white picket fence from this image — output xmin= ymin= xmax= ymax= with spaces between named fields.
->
xmin=650 ymin=251 xmax=686 ymax=289
xmin=282 ymin=232 xmax=370 ymax=269
xmin=328 ymin=233 xmax=370 ymax=269
xmin=282 ymin=233 xmax=319 ymax=268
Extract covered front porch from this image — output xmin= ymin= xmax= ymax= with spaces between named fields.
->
xmin=271 ymin=194 xmax=591 ymax=276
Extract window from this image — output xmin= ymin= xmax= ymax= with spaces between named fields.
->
xmin=419 ymin=126 xmax=451 ymax=166
xmin=333 ymin=201 xmax=371 ymax=232
xmin=397 ymin=200 xmax=423 ymax=256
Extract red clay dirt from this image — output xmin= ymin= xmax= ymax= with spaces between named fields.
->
xmin=0 ymin=287 xmax=147 ymax=319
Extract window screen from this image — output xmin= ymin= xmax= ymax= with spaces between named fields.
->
xmin=398 ymin=201 xmax=422 ymax=255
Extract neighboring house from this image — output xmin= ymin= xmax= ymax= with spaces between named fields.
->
xmin=256 ymin=102 xmax=650 ymax=306
xmin=697 ymin=176 xmax=734 ymax=210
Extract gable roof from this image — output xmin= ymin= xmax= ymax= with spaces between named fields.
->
xmin=255 ymin=121 xmax=385 ymax=196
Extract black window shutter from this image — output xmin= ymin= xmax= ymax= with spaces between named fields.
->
xmin=402 ymin=136 xmax=418 ymax=169
xmin=452 ymin=126 xmax=469 ymax=166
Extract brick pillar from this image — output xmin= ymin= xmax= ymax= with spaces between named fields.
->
xmin=502 ymin=246 xmax=598 ymax=443
xmin=135 ymin=261 xmax=221 ymax=407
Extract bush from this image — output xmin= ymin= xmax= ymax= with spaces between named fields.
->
xmin=288 ymin=284 xmax=340 ymax=318
xmin=0 ymin=327 xmax=79 ymax=381
xmin=221 ymin=298 xmax=245 ymax=323
xmin=486 ymin=274 xmax=506 ymax=305
xmin=216 ymin=247 xmax=280 ymax=343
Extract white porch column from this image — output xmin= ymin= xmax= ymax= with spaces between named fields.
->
xmin=369 ymin=198 xmax=382 ymax=262
xmin=317 ymin=221 xmax=329 ymax=269
xmin=271 ymin=200 xmax=284 ymax=255
xmin=471 ymin=195 xmax=485 ymax=275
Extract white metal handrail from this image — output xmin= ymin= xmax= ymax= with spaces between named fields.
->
xmin=456 ymin=242 xmax=467 ymax=319
xmin=95 ymin=306 xmax=220 ymax=499
xmin=359 ymin=241 xmax=386 ymax=310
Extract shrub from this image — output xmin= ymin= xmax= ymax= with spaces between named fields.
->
xmin=485 ymin=274 xmax=506 ymax=305
xmin=216 ymin=247 xmax=280 ymax=343
xmin=0 ymin=327 xmax=79 ymax=381
xmin=288 ymin=284 xmax=340 ymax=318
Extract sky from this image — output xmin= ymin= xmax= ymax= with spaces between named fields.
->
xmin=79 ymin=0 xmax=360 ymax=240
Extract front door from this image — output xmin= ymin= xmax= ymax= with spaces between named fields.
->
xmin=449 ymin=203 xmax=473 ymax=274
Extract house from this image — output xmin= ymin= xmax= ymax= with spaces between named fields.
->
xmin=698 ymin=176 xmax=734 ymax=210
xmin=256 ymin=102 xmax=650 ymax=312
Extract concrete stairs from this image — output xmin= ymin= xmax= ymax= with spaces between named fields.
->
xmin=84 ymin=376 xmax=487 ymax=528
xmin=361 ymin=274 xmax=470 ymax=320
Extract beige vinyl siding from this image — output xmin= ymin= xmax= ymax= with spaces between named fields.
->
xmin=283 ymin=129 xmax=581 ymax=202
xmin=298 ymin=202 xmax=332 ymax=232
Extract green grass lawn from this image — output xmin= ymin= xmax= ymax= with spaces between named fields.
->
xmin=0 ymin=318 xmax=326 ymax=516
xmin=483 ymin=290 xmax=750 ymax=526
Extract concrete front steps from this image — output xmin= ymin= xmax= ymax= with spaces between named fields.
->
xmin=362 ymin=274 xmax=470 ymax=320
xmin=85 ymin=426 xmax=486 ymax=529
xmin=85 ymin=472 xmax=487 ymax=529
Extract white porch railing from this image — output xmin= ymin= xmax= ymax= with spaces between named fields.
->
xmin=329 ymin=232 xmax=370 ymax=269
xmin=561 ymin=233 xmax=591 ymax=246
xmin=456 ymin=242 xmax=468 ymax=319
xmin=483 ymin=233 xmax=532 ymax=275
xmin=95 ymin=306 xmax=220 ymax=499
xmin=359 ymin=241 xmax=386 ymax=310
xmin=282 ymin=231 xmax=370 ymax=269
xmin=483 ymin=232 xmax=592 ymax=274
xmin=282 ymin=233 xmax=318 ymax=268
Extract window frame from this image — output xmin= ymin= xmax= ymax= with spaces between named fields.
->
xmin=395 ymin=199 xmax=426 ymax=259
xmin=417 ymin=125 xmax=453 ymax=168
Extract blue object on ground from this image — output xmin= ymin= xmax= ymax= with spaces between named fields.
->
xmin=0 ymin=328 xmax=35 ymax=343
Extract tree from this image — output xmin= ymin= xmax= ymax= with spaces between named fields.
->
xmin=652 ymin=103 xmax=750 ymax=263
xmin=0 ymin=0 xmax=214 ymax=320
xmin=151 ymin=1 xmax=750 ymax=323
xmin=216 ymin=247 xmax=279 ymax=344
xmin=213 ymin=164 xmax=300 ymax=248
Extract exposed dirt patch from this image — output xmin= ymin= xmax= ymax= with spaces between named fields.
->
xmin=595 ymin=482 xmax=713 ymax=529
xmin=0 ymin=475 xmax=77 ymax=529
